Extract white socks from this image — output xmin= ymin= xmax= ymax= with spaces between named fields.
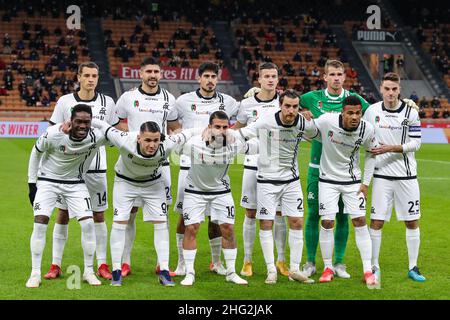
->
xmin=243 ymin=216 xmax=256 ymax=262
xmin=259 ymin=229 xmax=275 ymax=273
xmin=176 ymin=233 xmax=184 ymax=267
xmin=369 ymin=228 xmax=382 ymax=268
xmin=79 ymin=219 xmax=96 ymax=274
xmin=274 ymin=215 xmax=287 ymax=262
xmin=52 ymin=223 xmax=68 ymax=267
xmin=406 ymin=227 xmax=420 ymax=270
xmin=95 ymin=222 xmax=108 ymax=266
xmin=154 ymin=223 xmax=170 ymax=271
xmin=110 ymin=223 xmax=127 ymax=271
xmin=209 ymin=236 xmax=222 ymax=265
xmin=183 ymin=249 xmax=197 ymax=275
xmin=223 ymin=248 xmax=237 ymax=274
xmin=122 ymin=213 xmax=136 ymax=265
xmin=288 ymin=229 xmax=303 ymax=272
xmin=354 ymin=225 xmax=372 ymax=273
xmin=319 ymin=226 xmax=334 ymax=270
xmin=30 ymin=223 xmax=48 ymax=275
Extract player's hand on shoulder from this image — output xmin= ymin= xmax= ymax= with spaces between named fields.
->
xmin=402 ymin=98 xmax=419 ymax=111
xmin=244 ymin=87 xmax=261 ymax=98
xmin=301 ymin=109 xmax=313 ymax=121
xmin=60 ymin=121 xmax=71 ymax=134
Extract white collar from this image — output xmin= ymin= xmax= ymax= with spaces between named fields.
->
xmin=325 ymin=88 xmax=346 ymax=100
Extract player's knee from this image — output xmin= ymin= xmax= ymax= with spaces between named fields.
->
xmin=260 ymin=219 xmax=273 ymax=230
xmin=245 ymin=209 xmax=256 ymax=219
xmin=351 ymin=216 xmax=366 ymax=227
xmin=370 ymin=219 xmax=384 ymax=230
xmin=321 ymin=219 xmax=334 ymax=229
xmin=405 ymin=219 xmax=419 ymax=229
xmin=219 ymin=223 xmax=234 ymax=237
xmin=288 ymin=217 xmax=303 ymax=230
xmin=185 ymin=224 xmax=199 ymax=237
xmin=93 ymin=211 xmax=105 ymax=223
xmin=34 ymin=215 xmax=49 ymax=225
xmin=56 ymin=209 xmax=69 ymax=224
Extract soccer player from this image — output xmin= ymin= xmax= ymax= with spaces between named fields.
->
xmin=363 ymin=72 xmax=425 ymax=284
xmin=44 ymin=62 xmax=118 ymax=281
xmin=90 ymin=119 xmax=201 ymax=286
xmin=180 ymin=111 xmax=253 ymax=286
xmin=26 ymin=104 xmax=108 ymax=288
xmin=237 ymin=89 xmax=318 ymax=284
xmin=314 ymin=96 xmax=378 ymax=288
xmin=114 ymin=57 xmax=180 ymax=277
xmin=300 ymin=59 xmax=371 ymax=279
xmin=234 ymin=62 xmax=289 ymax=277
xmin=173 ymin=61 xmax=240 ymax=276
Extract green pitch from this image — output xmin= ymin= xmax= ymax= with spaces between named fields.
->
xmin=0 ymin=138 xmax=449 ymax=300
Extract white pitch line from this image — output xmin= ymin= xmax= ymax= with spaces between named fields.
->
xmin=417 ymin=159 xmax=450 ymax=165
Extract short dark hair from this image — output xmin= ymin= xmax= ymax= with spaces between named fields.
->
xmin=279 ymin=89 xmax=300 ymax=105
xmin=77 ymin=61 xmax=99 ymax=75
xmin=140 ymin=121 xmax=161 ymax=133
xmin=209 ymin=110 xmax=229 ymax=124
xmin=382 ymin=72 xmax=400 ymax=83
xmin=258 ymin=62 xmax=279 ymax=74
xmin=140 ymin=57 xmax=160 ymax=68
xmin=198 ymin=61 xmax=219 ymax=76
xmin=71 ymin=104 xmax=92 ymax=120
xmin=342 ymin=95 xmax=362 ymax=109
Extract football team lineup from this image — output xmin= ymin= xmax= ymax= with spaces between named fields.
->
xmin=1 ymin=54 xmax=444 ymax=299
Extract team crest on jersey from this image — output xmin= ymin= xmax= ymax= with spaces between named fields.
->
xmin=133 ymin=100 xmax=139 ymax=108
xmin=59 ymin=145 xmax=66 ymax=152
xmin=219 ymin=103 xmax=225 ymax=111
xmin=317 ymin=101 xmax=323 ymax=109
xmin=252 ymin=110 xmax=258 ymax=117
xmin=375 ymin=116 xmax=380 ymax=123
xmin=191 ymin=104 xmax=197 ymax=111
xmin=163 ymin=102 xmax=169 ymax=110
xmin=327 ymin=130 xmax=333 ymax=138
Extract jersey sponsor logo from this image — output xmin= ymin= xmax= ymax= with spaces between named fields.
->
xmin=133 ymin=100 xmax=139 ymax=108
xmin=259 ymin=207 xmax=268 ymax=215
xmin=378 ymin=124 xmax=402 ymax=130
xmin=385 ymin=114 xmax=398 ymax=118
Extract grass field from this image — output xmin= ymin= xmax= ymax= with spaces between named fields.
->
xmin=0 ymin=138 xmax=449 ymax=300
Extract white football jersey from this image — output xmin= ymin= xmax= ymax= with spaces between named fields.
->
xmin=115 ymin=85 xmax=177 ymax=133
xmin=50 ymin=91 xmax=118 ymax=172
xmin=314 ymin=112 xmax=377 ymax=184
xmin=175 ymin=89 xmax=239 ymax=167
xmin=181 ymin=134 xmax=254 ymax=193
xmin=103 ymin=128 xmax=192 ymax=184
xmin=239 ymin=111 xmax=318 ymax=182
xmin=363 ymin=101 xmax=421 ymax=178
xmin=236 ymin=93 xmax=279 ymax=168
xmin=28 ymin=124 xmax=107 ymax=183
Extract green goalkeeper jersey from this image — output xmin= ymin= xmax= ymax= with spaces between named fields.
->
xmin=300 ymin=89 xmax=370 ymax=173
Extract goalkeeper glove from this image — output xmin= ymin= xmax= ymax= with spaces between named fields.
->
xmin=28 ymin=183 xmax=37 ymax=206
xmin=244 ymin=87 xmax=261 ymax=98
xmin=402 ymin=98 xmax=419 ymax=111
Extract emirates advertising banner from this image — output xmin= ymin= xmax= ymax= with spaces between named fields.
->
xmin=119 ymin=66 xmax=231 ymax=81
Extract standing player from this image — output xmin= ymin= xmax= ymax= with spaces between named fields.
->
xmin=234 ymin=62 xmax=288 ymax=277
xmin=180 ymin=111 xmax=252 ymax=286
xmin=173 ymin=62 xmax=239 ymax=276
xmin=114 ymin=57 xmax=180 ymax=276
xmin=301 ymin=60 xmax=370 ymax=278
xmin=314 ymin=96 xmax=378 ymax=288
xmin=26 ymin=105 xmax=107 ymax=287
xmin=44 ymin=62 xmax=118 ymax=280
xmin=237 ymin=90 xmax=317 ymax=284
xmin=363 ymin=72 xmax=425 ymax=284
xmin=90 ymin=119 xmax=201 ymax=286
